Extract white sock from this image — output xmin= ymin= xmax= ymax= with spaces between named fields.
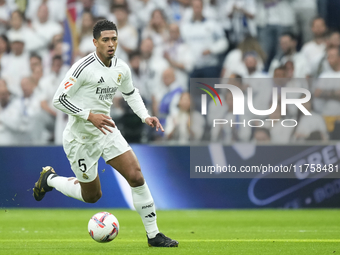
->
xmin=131 ymin=182 xmax=159 ymax=238
xmin=47 ymin=175 xmax=84 ymax=202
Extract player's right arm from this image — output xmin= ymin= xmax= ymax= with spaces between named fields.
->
xmin=52 ymin=66 xmax=91 ymax=120
xmin=52 ymin=60 xmax=115 ymax=134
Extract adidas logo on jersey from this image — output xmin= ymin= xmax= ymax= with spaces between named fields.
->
xmin=98 ymin=77 xmax=105 ymax=83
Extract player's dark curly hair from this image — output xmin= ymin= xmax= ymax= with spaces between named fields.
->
xmin=93 ymin=20 xmax=118 ymax=39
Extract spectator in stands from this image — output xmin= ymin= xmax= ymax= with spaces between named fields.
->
xmin=39 ymin=56 xmax=67 ymax=143
xmin=221 ymin=35 xmax=265 ymax=78
xmin=75 ymin=0 xmax=110 ymax=20
xmin=31 ymin=65 xmax=44 ymax=88
xmin=312 ymin=30 xmax=340 ymax=78
xmin=224 ymin=0 xmax=257 ymax=45
xmin=314 ymin=47 xmax=340 ymax=120
xmin=242 ymin=53 xmax=272 ymax=115
xmin=166 ymin=0 xmax=191 ymax=23
xmin=157 ymin=67 xmax=183 ymax=127
xmin=165 ymin=91 xmax=205 ymax=142
xmin=77 ymin=11 xmax=95 ymax=58
xmin=210 ymin=90 xmax=251 ymax=144
xmin=129 ymin=0 xmax=159 ymax=30
xmin=2 ymin=32 xmax=30 ymax=97
xmin=113 ymin=5 xmax=138 ymax=63
xmin=291 ymin=0 xmax=317 ymax=44
xmin=29 ymin=53 xmax=42 ymax=74
xmin=20 ymin=76 xmax=46 ymax=144
xmin=242 ymin=52 xmax=267 ymax=78
xmin=139 ymin=37 xmax=169 ymax=114
xmin=293 ymin=97 xmax=328 ymax=142
xmin=111 ymin=0 xmax=129 ymax=9
xmin=52 ymin=56 xmax=70 ymax=145
xmin=181 ymin=0 xmax=217 ymax=23
xmin=256 ymin=0 xmax=295 ymax=70
xmin=142 ymin=9 xmax=169 ymax=50
xmin=128 ymin=51 xmax=149 ymax=103
xmin=284 ymin=60 xmax=308 ymax=90
xmin=163 ymin=23 xmax=193 ymax=89
xmin=32 ymin=3 xmax=63 ymax=52
xmin=0 ymin=79 xmax=17 ymax=145
xmin=181 ymin=0 xmax=228 ymax=79
xmin=25 ymin=0 xmax=67 ymax=23
xmin=208 ymin=73 xmax=244 ymax=124
xmin=268 ymin=32 xmax=308 ymax=78
xmin=316 ymin=46 xmax=340 ymax=77
xmin=107 ymin=0 xmax=130 ymax=23
xmin=283 ymin=60 xmax=309 ymax=118
xmin=47 ymin=34 xmax=66 ymax=67
xmin=7 ymin=10 xmax=46 ymax=54
xmin=119 ymin=52 xmax=148 ymax=143
xmin=300 ymin=17 xmax=327 ymax=76
xmin=0 ymin=0 xmax=11 ymax=35
xmin=40 ymin=55 xmax=65 ymax=102
xmin=272 ymin=66 xmax=288 ymax=95
xmin=0 ymin=77 xmax=43 ymax=145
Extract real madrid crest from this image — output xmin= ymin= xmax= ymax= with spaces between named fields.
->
xmin=117 ymin=73 xmax=122 ymax=83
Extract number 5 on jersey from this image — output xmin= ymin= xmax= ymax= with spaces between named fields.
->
xmin=78 ymin=159 xmax=87 ymax=172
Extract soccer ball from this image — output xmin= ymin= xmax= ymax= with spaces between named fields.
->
xmin=88 ymin=212 xmax=119 ymax=242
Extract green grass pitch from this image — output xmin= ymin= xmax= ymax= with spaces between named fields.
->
xmin=0 ymin=209 xmax=339 ymax=255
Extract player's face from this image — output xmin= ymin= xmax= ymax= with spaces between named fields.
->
xmin=94 ymin=30 xmax=118 ymax=61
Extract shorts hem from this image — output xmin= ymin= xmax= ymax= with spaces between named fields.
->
xmin=74 ymin=163 xmax=98 ymax=183
xmin=104 ymin=147 xmax=132 ymax=163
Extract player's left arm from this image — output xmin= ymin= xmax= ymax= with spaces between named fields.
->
xmin=118 ymin=64 xmax=164 ymax=132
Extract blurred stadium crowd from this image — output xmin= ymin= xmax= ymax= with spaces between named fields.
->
xmin=0 ymin=0 xmax=339 ymax=145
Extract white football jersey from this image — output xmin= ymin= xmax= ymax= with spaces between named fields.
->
xmin=53 ymin=51 xmax=149 ymax=142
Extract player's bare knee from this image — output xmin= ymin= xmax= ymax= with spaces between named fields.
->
xmin=84 ymin=190 xmax=102 ymax=203
xmin=128 ymin=169 xmax=144 ymax=187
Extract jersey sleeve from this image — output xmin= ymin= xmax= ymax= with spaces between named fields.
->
xmin=118 ymin=63 xmax=150 ymax=122
xmin=52 ymin=63 xmax=91 ymax=121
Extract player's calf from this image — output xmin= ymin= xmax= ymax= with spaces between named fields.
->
xmin=77 ymin=175 xmax=102 ymax=203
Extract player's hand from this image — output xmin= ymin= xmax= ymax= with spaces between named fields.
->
xmin=145 ymin=116 xmax=164 ymax=132
xmin=87 ymin=112 xmax=116 ymax=135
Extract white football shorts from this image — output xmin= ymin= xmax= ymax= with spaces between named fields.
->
xmin=63 ymin=127 xmax=131 ymax=183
